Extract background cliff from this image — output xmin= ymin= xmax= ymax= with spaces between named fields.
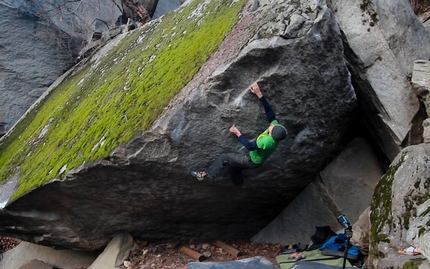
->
xmin=0 ymin=0 xmax=430 ymax=268
xmin=0 ymin=0 xmax=183 ymax=136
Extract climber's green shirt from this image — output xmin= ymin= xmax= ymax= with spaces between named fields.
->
xmin=249 ymin=119 xmax=280 ymax=164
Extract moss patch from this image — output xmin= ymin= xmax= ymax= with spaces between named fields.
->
xmin=370 ymin=151 xmax=430 ymax=259
xmin=359 ymin=0 xmax=379 ymax=26
xmin=0 ymin=0 xmax=247 ymax=202
xmin=402 ymin=259 xmax=425 ymax=269
xmin=369 ymin=153 xmax=405 ymax=259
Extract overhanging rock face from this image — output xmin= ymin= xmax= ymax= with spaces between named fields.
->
xmin=0 ymin=0 xmax=357 ymax=250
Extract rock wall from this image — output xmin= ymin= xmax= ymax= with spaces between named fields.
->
xmin=0 ymin=0 xmax=164 ymax=135
xmin=8 ymin=0 xmax=123 ymax=41
xmin=0 ymin=4 xmax=78 ymax=135
xmin=328 ymin=0 xmax=430 ymax=161
xmin=367 ymin=60 xmax=430 ymax=268
xmin=0 ymin=0 xmax=121 ymax=134
xmin=252 ymin=137 xmax=383 ymax=245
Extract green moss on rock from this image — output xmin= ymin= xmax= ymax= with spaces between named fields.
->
xmin=402 ymin=259 xmax=424 ymax=269
xmin=369 ymin=153 xmax=405 ymax=259
xmin=0 ymin=0 xmax=247 ymax=202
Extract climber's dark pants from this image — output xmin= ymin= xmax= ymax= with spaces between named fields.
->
xmin=205 ymin=153 xmax=261 ymax=187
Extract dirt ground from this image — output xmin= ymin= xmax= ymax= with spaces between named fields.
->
xmin=121 ymin=239 xmax=284 ymax=269
xmin=0 ymin=236 xmax=20 ymax=253
xmin=0 ymin=236 xmax=284 ymax=268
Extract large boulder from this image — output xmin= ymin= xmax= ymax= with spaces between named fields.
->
xmin=370 ymin=144 xmax=430 ymax=267
xmin=328 ymin=0 xmax=430 ymax=161
xmin=0 ymin=0 xmax=357 ymax=250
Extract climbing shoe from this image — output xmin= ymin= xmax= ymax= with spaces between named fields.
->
xmin=189 ymin=169 xmax=207 ymax=181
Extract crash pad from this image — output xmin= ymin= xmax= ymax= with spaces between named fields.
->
xmin=276 ymin=249 xmax=354 ymax=269
xmin=184 ymin=256 xmax=278 ymax=269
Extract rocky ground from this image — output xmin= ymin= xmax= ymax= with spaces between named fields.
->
xmin=0 ymin=236 xmax=284 ymax=268
xmin=120 ymin=239 xmax=284 ymax=269
xmin=0 ymin=236 xmax=20 ymax=253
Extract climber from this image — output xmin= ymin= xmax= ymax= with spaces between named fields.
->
xmin=189 ymin=81 xmax=287 ymax=187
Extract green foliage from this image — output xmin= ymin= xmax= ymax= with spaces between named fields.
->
xmin=0 ymin=0 xmax=247 ymax=202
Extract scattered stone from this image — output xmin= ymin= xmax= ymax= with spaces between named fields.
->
xmin=0 ymin=236 xmax=20 ymax=253
xmin=88 ymin=234 xmax=136 ymax=269
xmin=423 ymin=119 xmax=430 ymax=143
xmin=0 ymin=241 xmax=97 ymax=269
xmin=412 ymin=60 xmax=430 ymax=117
xmin=351 ymin=207 xmax=371 ymax=254
xmin=122 ymin=239 xmax=283 ymax=268
xmin=202 ymin=243 xmax=211 ymax=250
xmin=18 ymin=259 xmax=53 ymax=269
